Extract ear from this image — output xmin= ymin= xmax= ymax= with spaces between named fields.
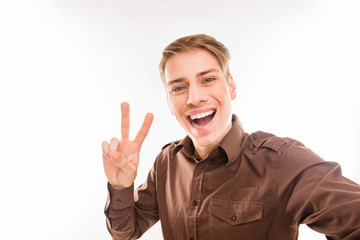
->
xmin=228 ymin=74 xmax=237 ymax=100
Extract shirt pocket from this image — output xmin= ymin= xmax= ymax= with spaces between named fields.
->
xmin=207 ymin=198 xmax=263 ymax=240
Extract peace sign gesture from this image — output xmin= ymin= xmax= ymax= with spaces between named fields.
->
xmin=102 ymin=102 xmax=154 ymax=189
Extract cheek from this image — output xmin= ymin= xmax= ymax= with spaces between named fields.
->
xmin=214 ymin=86 xmax=230 ymax=103
xmin=216 ymin=91 xmax=233 ymax=115
xmin=168 ymin=99 xmax=182 ymax=118
xmin=169 ymin=96 xmax=185 ymax=111
xmin=167 ymin=96 xmax=176 ymax=114
xmin=172 ymin=111 xmax=188 ymax=128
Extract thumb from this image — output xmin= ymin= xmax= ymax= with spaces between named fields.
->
xmin=111 ymin=152 xmax=123 ymax=165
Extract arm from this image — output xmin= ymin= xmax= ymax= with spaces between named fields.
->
xmin=104 ymin=164 xmax=159 ymax=240
xmin=102 ymin=102 xmax=155 ymax=239
xmin=277 ymin=140 xmax=360 ymax=239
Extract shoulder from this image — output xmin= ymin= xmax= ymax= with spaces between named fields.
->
xmin=155 ymin=139 xmax=182 ymax=162
xmin=161 ymin=140 xmax=179 ymax=150
xmin=249 ymin=131 xmax=298 ymax=153
xmin=161 ymin=139 xmax=181 ymax=151
xmin=250 ymin=131 xmax=327 ymax=170
xmin=151 ymin=139 xmax=182 ymax=173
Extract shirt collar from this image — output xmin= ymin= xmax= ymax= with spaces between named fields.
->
xmin=173 ymin=114 xmax=245 ymax=165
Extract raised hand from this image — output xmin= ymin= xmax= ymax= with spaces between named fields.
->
xmin=102 ymin=102 xmax=153 ymax=189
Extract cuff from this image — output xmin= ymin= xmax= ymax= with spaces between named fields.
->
xmin=107 ymin=182 xmax=135 ymax=210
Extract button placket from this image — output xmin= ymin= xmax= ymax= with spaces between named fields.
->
xmin=187 ymin=160 xmax=207 ymax=240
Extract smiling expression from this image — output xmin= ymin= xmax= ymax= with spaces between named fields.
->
xmin=164 ymin=49 xmax=236 ymax=158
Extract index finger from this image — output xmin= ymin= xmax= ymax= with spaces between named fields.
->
xmin=134 ymin=112 xmax=154 ymax=147
xmin=121 ymin=102 xmax=130 ymax=140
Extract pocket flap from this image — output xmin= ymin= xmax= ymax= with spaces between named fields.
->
xmin=208 ymin=198 xmax=263 ymax=225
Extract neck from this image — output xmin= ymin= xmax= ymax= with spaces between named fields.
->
xmin=194 ymin=145 xmax=215 ymax=159
xmin=193 ymin=121 xmax=232 ymax=159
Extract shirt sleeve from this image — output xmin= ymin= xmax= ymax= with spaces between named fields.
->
xmin=276 ymin=140 xmax=360 ymax=240
xmin=104 ymin=159 xmax=159 ymax=240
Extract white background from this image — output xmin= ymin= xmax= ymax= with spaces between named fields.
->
xmin=0 ymin=0 xmax=359 ymax=239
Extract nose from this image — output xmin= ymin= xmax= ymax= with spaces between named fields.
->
xmin=186 ymin=85 xmax=207 ymax=106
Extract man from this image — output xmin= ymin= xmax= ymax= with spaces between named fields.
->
xmin=102 ymin=34 xmax=360 ymax=239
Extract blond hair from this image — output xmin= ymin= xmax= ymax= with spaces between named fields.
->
xmin=159 ymin=34 xmax=231 ymax=84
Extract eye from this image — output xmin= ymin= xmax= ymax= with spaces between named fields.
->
xmin=204 ymin=78 xmax=215 ymax=83
xmin=172 ymin=86 xmax=185 ymax=93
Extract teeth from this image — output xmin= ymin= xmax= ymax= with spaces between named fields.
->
xmin=190 ymin=110 xmax=214 ymax=120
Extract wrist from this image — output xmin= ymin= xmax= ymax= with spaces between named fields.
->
xmin=108 ymin=182 xmax=132 ymax=190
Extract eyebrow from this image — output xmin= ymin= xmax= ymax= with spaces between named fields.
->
xmin=166 ymin=68 xmax=221 ymax=87
xmin=196 ymin=68 xmax=221 ymax=77
xmin=166 ymin=78 xmax=185 ymax=87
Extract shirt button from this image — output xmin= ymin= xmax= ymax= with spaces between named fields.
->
xmin=252 ymin=133 xmax=257 ymax=139
xmin=192 ymin=200 xmax=198 ymax=206
xmin=115 ymin=199 xmax=121 ymax=204
xmin=230 ymin=214 xmax=237 ymax=221
xmin=198 ymin=163 xmax=204 ymax=169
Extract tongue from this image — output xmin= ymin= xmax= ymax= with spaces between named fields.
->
xmin=194 ymin=114 xmax=213 ymax=127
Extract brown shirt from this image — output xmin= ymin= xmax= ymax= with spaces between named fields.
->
xmin=105 ymin=115 xmax=360 ymax=240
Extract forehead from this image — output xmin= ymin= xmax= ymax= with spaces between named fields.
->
xmin=164 ymin=49 xmax=222 ymax=83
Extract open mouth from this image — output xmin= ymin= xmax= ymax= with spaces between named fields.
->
xmin=187 ymin=110 xmax=216 ymax=128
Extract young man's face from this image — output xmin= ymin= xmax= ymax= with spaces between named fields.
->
xmin=164 ymin=49 xmax=236 ymax=158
